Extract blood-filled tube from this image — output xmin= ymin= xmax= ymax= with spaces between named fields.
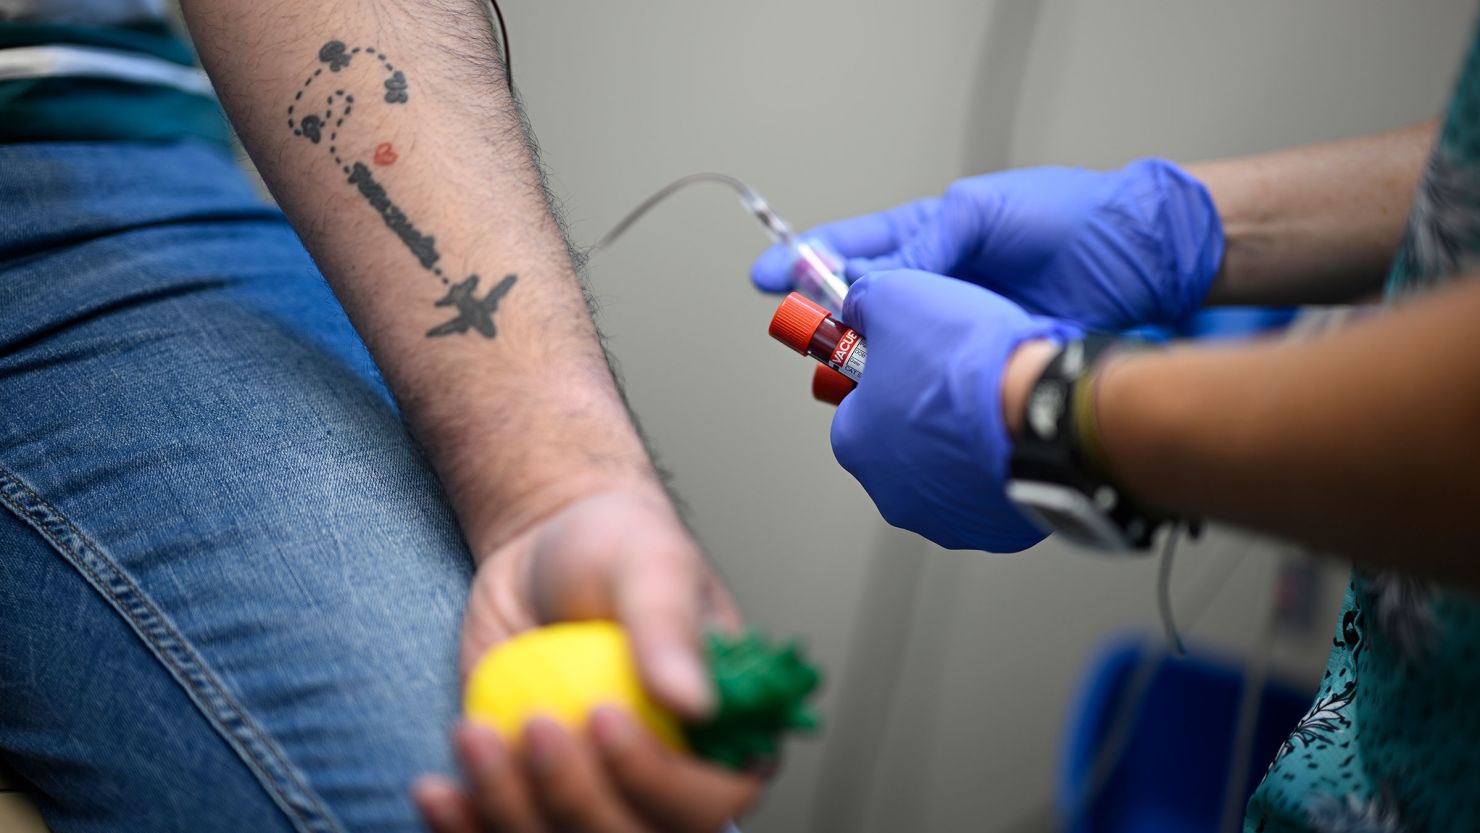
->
xmin=769 ymin=293 xmax=867 ymax=403
xmin=811 ymin=365 xmax=856 ymax=406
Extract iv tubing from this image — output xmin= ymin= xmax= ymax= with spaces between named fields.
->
xmin=1157 ymin=525 xmax=1187 ymax=657
xmin=594 ymin=172 xmax=788 ymax=251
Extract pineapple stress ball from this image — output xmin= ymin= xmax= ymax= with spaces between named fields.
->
xmin=464 ymin=621 xmax=821 ymax=769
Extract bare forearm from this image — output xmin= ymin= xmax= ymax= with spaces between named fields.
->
xmin=1191 ymin=120 xmax=1435 ymax=307
xmin=180 ymin=0 xmax=656 ymax=555
xmin=1096 ymin=277 xmax=1480 ymax=580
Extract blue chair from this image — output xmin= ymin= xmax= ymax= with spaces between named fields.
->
xmin=1057 ymin=638 xmax=1313 ymax=833
xmin=1122 ymin=306 xmax=1299 ymax=345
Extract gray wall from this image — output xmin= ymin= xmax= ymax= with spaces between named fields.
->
xmin=494 ymin=2 xmax=1474 ymax=830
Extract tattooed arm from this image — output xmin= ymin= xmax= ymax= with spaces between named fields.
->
xmin=179 ymin=2 xmax=760 ymax=828
xmin=181 ymin=13 xmax=646 ymax=554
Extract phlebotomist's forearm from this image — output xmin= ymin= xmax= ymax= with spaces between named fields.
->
xmin=1095 ymin=274 xmax=1480 ymax=581
xmin=1192 ymin=120 xmax=1435 ymax=307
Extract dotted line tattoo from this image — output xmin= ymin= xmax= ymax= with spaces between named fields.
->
xmin=288 ymin=40 xmax=517 ymax=339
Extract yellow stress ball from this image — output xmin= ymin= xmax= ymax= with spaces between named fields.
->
xmin=463 ymin=620 xmax=687 ymax=752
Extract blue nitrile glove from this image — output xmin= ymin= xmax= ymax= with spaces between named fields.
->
xmin=751 ymin=159 xmax=1223 ymax=331
xmin=832 ymin=270 xmax=1081 ymax=552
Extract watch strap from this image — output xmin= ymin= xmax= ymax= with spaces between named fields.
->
xmin=1071 ymin=354 xmax=1115 ymax=483
xmin=1010 ymin=335 xmax=1169 ymax=549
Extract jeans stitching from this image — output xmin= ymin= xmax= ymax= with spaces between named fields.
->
xmin=0 ymin=464 xmax=345 ymax=833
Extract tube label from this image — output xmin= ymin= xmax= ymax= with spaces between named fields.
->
xmin=829 ymin=329 xmax=866 ymax=382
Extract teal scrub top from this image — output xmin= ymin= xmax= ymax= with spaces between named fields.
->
xmin=1244 ymin=12 xmax=1480 ymax=833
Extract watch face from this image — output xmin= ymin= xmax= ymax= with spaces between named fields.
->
xmin=1060 ymin=339 xmax=1088 ymax=376
xmin=1027 ymin=379 xmax=1068 ymax=441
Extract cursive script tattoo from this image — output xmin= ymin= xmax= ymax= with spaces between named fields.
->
xmin=347 ymin=162 xmax=440 ymax=270
xmin=287 ymin=39 xmax=514 ymax=339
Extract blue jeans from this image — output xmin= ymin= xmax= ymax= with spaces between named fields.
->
xmin=0 ymin=140 xmax=474 ymax=832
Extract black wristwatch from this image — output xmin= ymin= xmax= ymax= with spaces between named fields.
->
xmin=1006 ymin=336 xmax=1171 ymax=551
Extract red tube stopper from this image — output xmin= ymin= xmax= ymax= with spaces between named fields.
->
xmin=769 ymin=292 xmax=831 ymax=355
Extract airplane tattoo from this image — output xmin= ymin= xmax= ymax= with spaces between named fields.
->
xmin=287 ymin=39 xmax=515 ymax=340
xmin=427 ymin=274 xmax=518 ymax=338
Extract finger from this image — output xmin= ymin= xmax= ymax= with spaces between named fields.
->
xmin=699 ymin=574 xmax=744 ymax=636
xmin=591 ymin=706 xmax=760 ymax=833
xmin=846 ymin=226 xmax=952 ymax=281
xmin=828 ymin=383 xmax=869 ymax=485
xmin=518 ymin=492 xmax=713 ymax=717
xmin=839 ymin=271 xmax=877 ymax=335
xmin=615 ymin=545 xmax=713 ymax=719
xmin=523 ymin=716 xmax=650 ymax=833
xmin=750 ymin=199 xmax=939 ymax=292
xmin=805 ymin=199 xmax=939 ymax=263
xmin=844 ymin=195 xmax=960 ymax=279
xmin=751 ymin=240 xmax=802 ymax=293
xmin=454 ymin=721 xmax=546 ymax=833
xmin=412 ymin=775 xmax=482 ymax=833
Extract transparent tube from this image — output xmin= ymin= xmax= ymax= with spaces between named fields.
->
xmin=597 ymin=172 xmax=851 ymax=311
xmin=737 ymin=188 xmax=850 ymax=310
xmin=786 ymin=238 xmax=850 ymax=311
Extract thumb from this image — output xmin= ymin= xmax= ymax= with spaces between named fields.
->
xmin=525 ymin=494 xmax=716 ymax=718
xmin=616 ymin=546 xmax=714 ymax=720
xmin=839 ymin=269 xmax=907 ymax=335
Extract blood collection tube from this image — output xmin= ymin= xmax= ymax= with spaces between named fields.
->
xmin=769 ymin=292 xmax=867 ymax=399
xmin=811 ymin=365 xmax=856 ymax=406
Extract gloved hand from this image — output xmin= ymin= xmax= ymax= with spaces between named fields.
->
xmin=832 ymin=270 xmax=1081 ymax=552
xmin=752 ymin=159 xmax=1223 ymax=331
